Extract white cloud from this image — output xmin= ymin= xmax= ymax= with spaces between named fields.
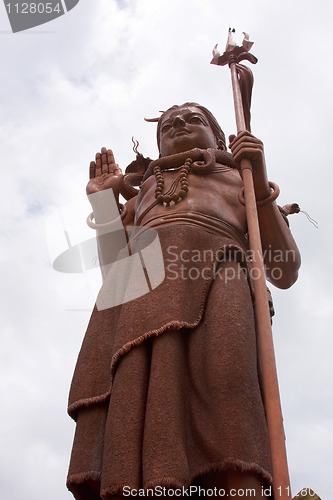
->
xmin=1 ymin=0 xmax=332 ymax=498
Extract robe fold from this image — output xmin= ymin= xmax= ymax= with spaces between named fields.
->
xmin=67 ymin=220 xmax=272 ymax=499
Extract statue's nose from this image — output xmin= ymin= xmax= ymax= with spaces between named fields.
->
xmin=172 ymin=116 xmax=186 ymax=128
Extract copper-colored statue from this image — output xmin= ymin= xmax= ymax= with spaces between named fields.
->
xmin=66 ymin=96 xmax=301 ymax=498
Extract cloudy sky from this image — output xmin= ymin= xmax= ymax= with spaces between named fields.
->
xmin=0 ymin=0 xmax=332 ymax=498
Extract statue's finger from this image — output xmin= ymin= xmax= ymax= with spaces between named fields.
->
xmin=89 ymin=161 xmax=96 ymax=179
xmin=231 ymin=132 xmax=262 ymax=148
xmin=95 ymin=153 xmax=102 ymax=177
xmin=231 ymin=142 xmax=262 ymax=157
xmin=113 ymin=166 xmax=122 ymax=176
xmin=107 ymin=149 xmax=116 ymax=168
xmin=101 ymin=147 xmax=108 ymax=175
xmin=228 ymin=134 xmax=236 ymax=146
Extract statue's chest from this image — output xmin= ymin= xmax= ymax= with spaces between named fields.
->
xmin=134 ymin=168 xmax=246 ymax=232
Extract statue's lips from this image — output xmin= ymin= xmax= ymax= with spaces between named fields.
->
xmin=172 ymin=130 xmax=191 ymax=138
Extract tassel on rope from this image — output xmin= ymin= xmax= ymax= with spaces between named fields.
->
xmin=281 ymin=203 xmax=318 ymax=228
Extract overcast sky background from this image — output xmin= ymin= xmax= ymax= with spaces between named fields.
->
xmin=0 ymin=0 xmax=332 ymax=499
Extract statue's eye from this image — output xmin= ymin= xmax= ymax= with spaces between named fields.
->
xmin=189 ymin=116 xmax=203 ymax=124
xmin=161 ymin=123 xmax=172 ymax=133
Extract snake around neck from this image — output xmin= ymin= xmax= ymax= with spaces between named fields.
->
xmin=120 ymin=148 xmax=236 ymax=201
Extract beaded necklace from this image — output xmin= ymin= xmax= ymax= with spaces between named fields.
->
xmin=153 ymin=158 xmax=192 ymax=206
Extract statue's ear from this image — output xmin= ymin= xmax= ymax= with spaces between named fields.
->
xmin=217 ymin=139 xmax=226 ymax=151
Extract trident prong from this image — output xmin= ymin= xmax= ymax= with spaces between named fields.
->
xmin=211 ymin=28 xmax=257 ymax=67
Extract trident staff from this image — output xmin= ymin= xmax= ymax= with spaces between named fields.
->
xmin=211 ymin=29 xmax=292 ymax=500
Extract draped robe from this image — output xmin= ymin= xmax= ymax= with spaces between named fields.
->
xmin=67 ymin=161 xmax=273 ymax=499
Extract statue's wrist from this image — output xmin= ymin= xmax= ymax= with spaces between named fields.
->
xmin=87 ymin=203 xmax=127 ymax=230
xmin=238 ymin=181 xmax=280 ymax=207
xmin=87 ymin=189 xmax=121 ymax=224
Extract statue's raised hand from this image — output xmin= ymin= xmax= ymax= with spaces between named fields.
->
xmin=86 ymin=148 xmax=123 ymax=199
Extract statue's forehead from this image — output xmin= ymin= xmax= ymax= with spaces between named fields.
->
xmin=161 ymin=106 xmax=203 ymax=123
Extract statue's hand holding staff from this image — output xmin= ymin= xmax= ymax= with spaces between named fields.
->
xmin=229 ymin=131 xmax=265 ymax=173
xmin=229 ymin=131 xmax=270 ymax=201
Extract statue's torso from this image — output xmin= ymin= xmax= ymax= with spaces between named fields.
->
xmin=134 ymin=164 xmax=247 ymax=236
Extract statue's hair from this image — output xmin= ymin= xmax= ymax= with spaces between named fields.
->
xmin=147 ymin=103 xmax=226 ymax=152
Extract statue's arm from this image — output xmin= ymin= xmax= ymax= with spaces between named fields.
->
xmin=230 ymin=132 xmax=301 ymax=289
xmin=256 ymin=197 xmax=301 ymax=289
xmin=87 ymin=148 xmax=135 ymax=281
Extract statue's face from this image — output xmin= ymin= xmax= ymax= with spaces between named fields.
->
xmin=159 ymin=106 xmax=218 ymax=157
